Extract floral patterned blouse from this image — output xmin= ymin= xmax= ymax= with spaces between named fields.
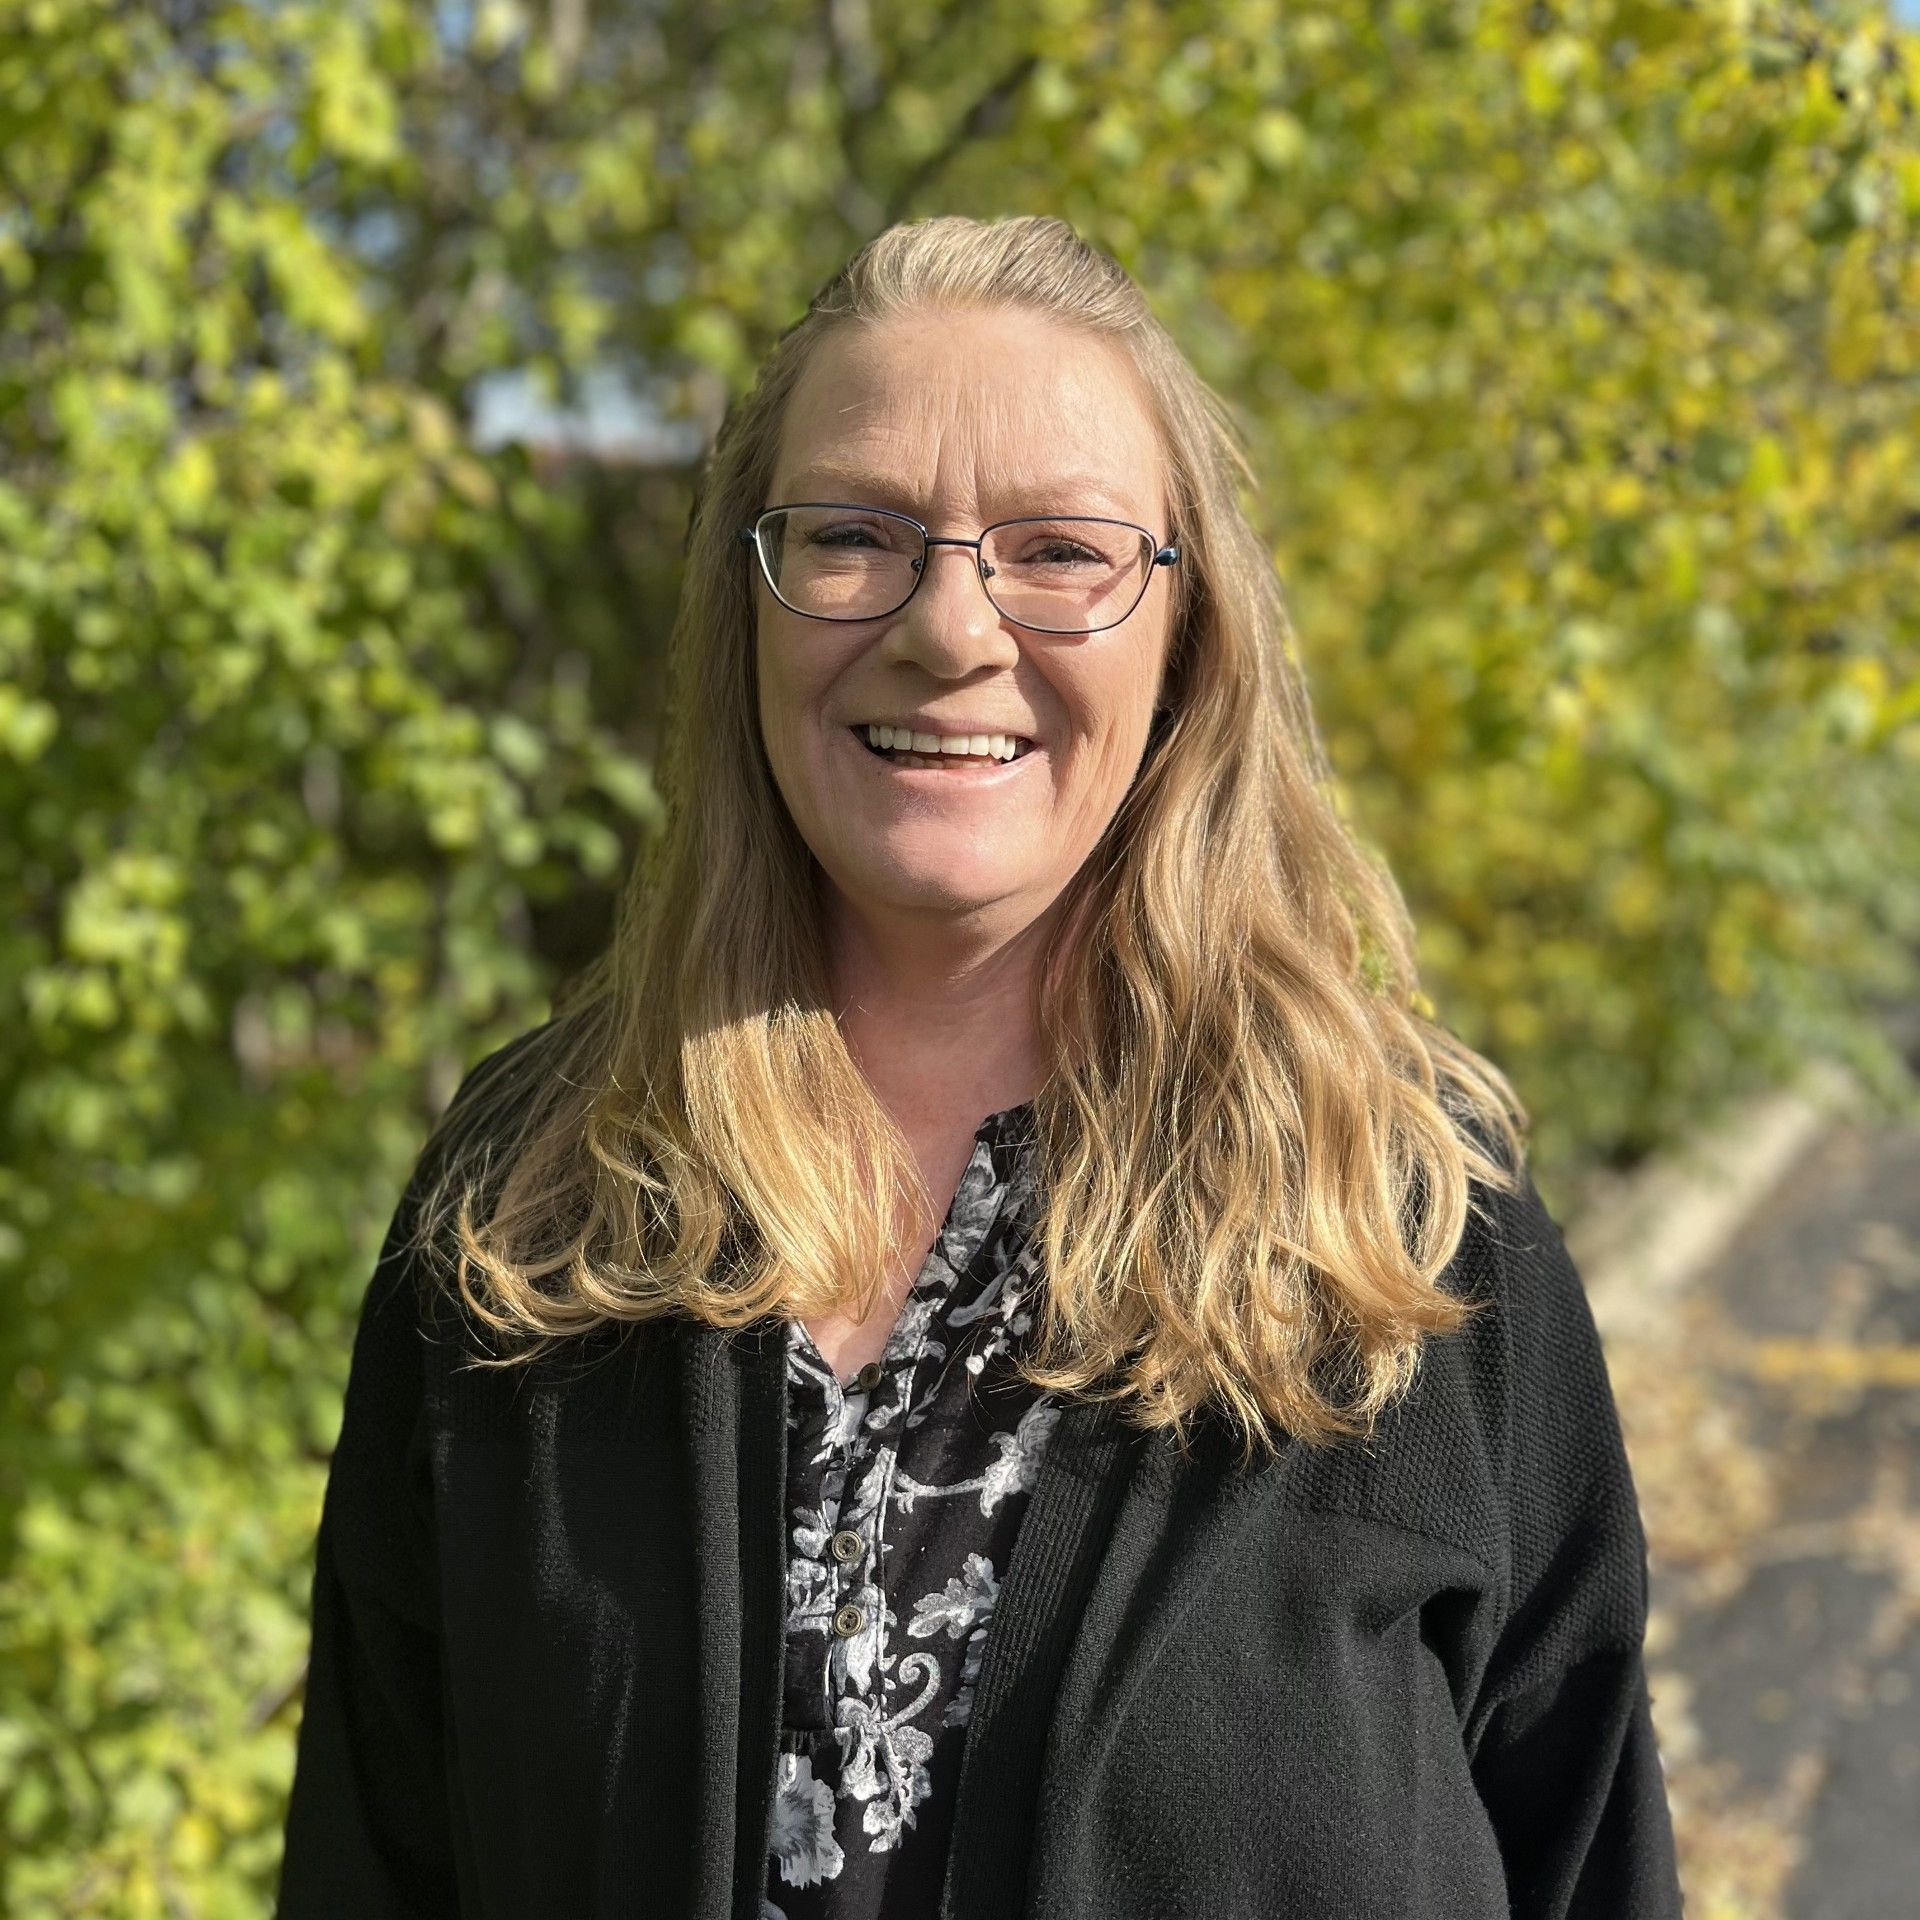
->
xmin=763 ymin=1099 xmax=1060 ymax=1918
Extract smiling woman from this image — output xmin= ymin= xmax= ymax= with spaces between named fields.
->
xmin=749 ymin=302 xmax=1187 ymax=1043
xmin=275 ymin=214 xmax=1685 ymax=1920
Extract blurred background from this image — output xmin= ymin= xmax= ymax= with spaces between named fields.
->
xmin=2 ymin=1 xmax=1917 ymax=1913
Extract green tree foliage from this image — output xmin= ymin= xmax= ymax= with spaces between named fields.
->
xmin=0 ymin=0 xmax=1913 ymax=1909
xmin=975 ymin=0 xmax=1920 ymax=1170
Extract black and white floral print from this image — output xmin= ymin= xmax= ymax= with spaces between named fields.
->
xmin=763 ymin=1100 xmax=1060 ymax=1919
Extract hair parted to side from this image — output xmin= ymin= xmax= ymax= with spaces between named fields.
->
xmin=410 ymin=211 xmax=1530 ymax=1471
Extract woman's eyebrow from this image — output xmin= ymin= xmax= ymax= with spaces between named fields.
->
xmin=783 ymin=465 xmax=1136 ymax=518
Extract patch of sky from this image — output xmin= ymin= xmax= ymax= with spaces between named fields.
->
xmin=468 ymin=360 xmax=705 ymax=461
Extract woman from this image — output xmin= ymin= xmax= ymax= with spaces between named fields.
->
xmin=276 ymin=214 xmax=1684 ymax=1919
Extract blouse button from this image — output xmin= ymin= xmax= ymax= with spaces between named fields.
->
xmin=829 ymin=1528 xmax=863 ymax=1564
xmin=833 ymin=1603 xmax=866 ymax=1637
xmin=854 ymin=1360 xmax=885 ymax=1391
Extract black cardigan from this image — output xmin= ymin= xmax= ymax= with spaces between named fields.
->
xmin=275 ymin=1041 xmax=1685 ymax=1919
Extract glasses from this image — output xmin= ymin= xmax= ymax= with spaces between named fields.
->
xmin=737 ymin=502 xmax=1181 ymax=635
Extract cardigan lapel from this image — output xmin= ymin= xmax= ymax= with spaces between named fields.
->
xmin=938 ymin=1393 xmax=1138 ymax=1920
xmin=942 ymin=1403 xmax=1297 ymax=1919
xmin=1025 ymin=1419 xmax=1298 ymax=1893
xmin=679 ymin=1318 xmax=789 ymax=1920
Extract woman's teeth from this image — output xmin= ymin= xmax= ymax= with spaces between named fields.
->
xmin=860 ymin=725 xmax=1032 ymax=763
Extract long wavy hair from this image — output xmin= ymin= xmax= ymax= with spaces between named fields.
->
xmin=412 ymin=211 xmax=1529 ymax=1469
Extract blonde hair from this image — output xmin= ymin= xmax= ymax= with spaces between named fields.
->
xmin=413 ymin=212 xmax=1529 ymax=1469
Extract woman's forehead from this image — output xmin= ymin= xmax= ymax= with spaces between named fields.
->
xmin=776 ymin=319 xmax=1165 ymax=518
xmin=793 ymin=312 xmax=1151 ymax=428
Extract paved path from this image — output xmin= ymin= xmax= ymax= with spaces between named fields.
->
xmin=1629 ymin=1085 xmax=1920 ymax=1918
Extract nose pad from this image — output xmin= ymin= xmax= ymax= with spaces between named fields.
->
xmin=910 ymin=541 xmax=997 ymax=610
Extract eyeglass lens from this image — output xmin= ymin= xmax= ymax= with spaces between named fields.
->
xmin=755 ymin=506 xmax=1153 ymax=633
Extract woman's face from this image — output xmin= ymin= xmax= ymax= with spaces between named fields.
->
xmin=755 ymin=306 xmax=1175 ymax=941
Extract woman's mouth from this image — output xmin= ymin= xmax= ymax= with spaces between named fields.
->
xmin=847 ymin=725 xmax=1041 ymax=781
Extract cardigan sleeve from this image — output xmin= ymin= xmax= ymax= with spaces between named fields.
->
xmin=274 ymin=1169 xmax=461 ymax=1920
xmin=1463 ymin=1159 xmax=1685 ymax=1920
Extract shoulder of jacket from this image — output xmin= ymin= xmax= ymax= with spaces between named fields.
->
xmin=1450 ymin=1121 xmax=1649 ymax=1657
xmin=1269 ymin=1134 xmax=1501 ymax=1579
xmin=372 ymin=1015 xmax=572 ymax=1336
xmin=1449 ymin=1125 xmax=1617 ymax=1472
xmin=403 ymin=1015 xmax=569 ymax=1200
xmin=1276 ymin=1112 xmax=1609 ymax=1591
xmin=445 ymin=1013 xmax=570 ymax=1132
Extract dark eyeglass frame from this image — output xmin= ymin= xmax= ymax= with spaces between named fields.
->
xmin=736 ymin=502 xmax=1182 ymax=636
